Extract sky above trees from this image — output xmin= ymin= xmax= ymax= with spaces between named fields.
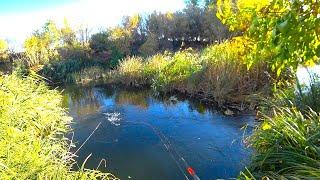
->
xmin=0 ymin=0 xmax=185 ymax=50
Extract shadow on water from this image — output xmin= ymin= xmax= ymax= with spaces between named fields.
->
xmin=62 ymin=84 xmax=254 ymax=180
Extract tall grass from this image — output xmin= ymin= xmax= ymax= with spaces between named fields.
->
xmin=116 ymin=56 xmax=146 ymax=87
xmin=196 ymin=39 xmax=269 ymax=106
xmin=243 ymin=107 xmax=320 ymax=179
xmin=114 ymin=37 xmax=270 ymax=110
xmin=261 ymin=73 xmax=320 ymax=115
xmin=0 ymin=74 xmax=117 ymax=179
xmin=144 ymin=54 xmax=170 ymax=84
xmin=242 ymin=74 xmax=320 ymax=179
xmin=153 ymin=49 xmax=202 ymax=92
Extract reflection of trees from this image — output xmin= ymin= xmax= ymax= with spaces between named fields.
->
xmin=62 ymin=85 xmax=213 ymax=116
xmin=188 ymin=101 xmax=207 ymax=114
xmin=115 ymin=89 xmax=150 ymax=109
xmin=63 ymin=85 xmax=115 ymax=116
xmin=155 ymin=94 xmax=209 ymax=114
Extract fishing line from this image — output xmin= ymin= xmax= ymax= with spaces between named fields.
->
xmin=102 ymin=111 xmax=201 ymax=179
xmin=74 ymin=121 xmax=102 ymax=155
xmin=123 ymin=120 xmax=200 ymax=180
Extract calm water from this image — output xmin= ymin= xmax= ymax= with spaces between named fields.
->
xmin=62 ymin=85 xmax=254 ymax=180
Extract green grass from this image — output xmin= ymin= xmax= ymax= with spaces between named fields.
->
xmin=0 ymin=73 xmax=117 ymax=179
xmin=116 ymin=56 xmax=146 ymax=87
xmin=40 ymin=59 xmax=106 ymax=84
xmin=243 ymin=107 xmax=320 ymax=179
xmin=113 ymin=38 xmax=270 ymax=109
xmin=242 ymin=75 xmax=320 ymax=179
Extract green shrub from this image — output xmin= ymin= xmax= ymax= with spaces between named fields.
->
xmin=243 ymin=106 xmax=320 ymax=179
xmin=40 ymin=59 xmax=105 ymax=83
xmin=196 ymin=38 xmax=269 ymax=106
xmin=112 ymin=39 xmax=270 ymax=109
xmin=116 ymin=56 xmax=146 ymax=86
xmin=262 ymin=73 xmax=320 ymax=115
xmin=295 ymin=74 xmax=320 ymax=113
xmin=0 ymin=39 xmax=9 ymax=62
xmin=0 ymin=74 xmax=117 ymax=179
xmin=153 ymin=49 xmax=202 ymax=91
xmin=144 ymin=54 xmax=169 ymax=83
xmin=241 ymin=67 xmax=320 ymax=179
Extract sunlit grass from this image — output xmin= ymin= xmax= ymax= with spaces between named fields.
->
xmin=0 ymin=74 xmax=117 ymax=179
xmin=116 ymin=56 xmax=146 ymax=87
xmin=241 ymin=75 xmax=320 ymax=179
xmin=113 ymin=38 xmax=270 ymax=109
xmin=242 ymin=106 xmax=320 ymax=179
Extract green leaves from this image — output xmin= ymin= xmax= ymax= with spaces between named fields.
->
xmin=217 ymin=0 xmax=320 ymax=76
xmin=277 ymin=19 xmax=289 ymax=33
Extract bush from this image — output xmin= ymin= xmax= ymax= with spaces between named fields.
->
xmin=243 ymin=106 xmax=320 ymax=179
xmin=144 ymin=54 xmax=169 ymax=83
xmin=0 ymin=74 xmax=117 ymax=179
xmin=295 ymin=74 xmax=320 ymax=113
xmin=112 ymin=38 xmax=271 ymax=110
xmin=40 ymin=59 xmax=105 ymax=83
xmin=153 ymin=49 xmax=202 ymax=92
xmin=196 ymin=38 xmax=269 ymax=106
xmin=262 ymin=72 xmax=320 ymax=115
xmin=67 ymin=66 xmax=110 ymax=84
xmin=116 ymin=56 xmax=146 ymax=86
xmin=242 ymin=71 xmax=320 ymax=179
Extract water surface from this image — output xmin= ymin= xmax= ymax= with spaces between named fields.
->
xmin=63 ymin=85 xmax=253 ymax=180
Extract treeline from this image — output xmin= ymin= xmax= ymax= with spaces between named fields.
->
xmin=0 ymin=0 xmax=229 ymax=68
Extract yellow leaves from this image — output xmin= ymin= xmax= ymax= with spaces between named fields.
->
xmin=111 ymin=27 xmax=127 ymax=39
xmin=237 ymin=0 xmax=270 ymax=10
xmin=217 ymin=0 xmax=271 ymax=31
xmin=0 ymin=39 xmax=8 ymax=61
xmin=262 ymin=123 xmax=272 ymax=130
xmin=0 ymin=39 xmax=8 ymax=52
xmin=127 ymin=14 xmax=141 ymax=30
xmin=166 ymin=12 xmax=174 ymax=20
xmin=304 ymin=58 xmax=317 ymax=67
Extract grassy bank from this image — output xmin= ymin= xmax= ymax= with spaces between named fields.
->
xmin=111 ymin=37 xmax=271 ymax=111
xmin=241 ymin=75 xmax=320 ymax=179
xmin=39 ymin=37 xmax=272 ymax=112
xmin=0 ymin=73 xmax=117 ymax=179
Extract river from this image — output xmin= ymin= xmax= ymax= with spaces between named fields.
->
xmin=62 ymin=85 xmax=254 ymax=180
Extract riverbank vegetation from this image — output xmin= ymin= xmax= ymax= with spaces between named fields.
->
xmin=112 ymin=38 xmax=270 ymax=109
xmin=0 ymin=73 xmax=117 ymax=179
xmin=0 ymin=0 xmax=319 ymax=179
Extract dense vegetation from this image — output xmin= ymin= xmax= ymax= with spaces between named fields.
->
xmin=112 ymin=37 xmax=270 ymax=109
xmin=215 ymin=0 xmax=320 ymax=179
xmin=0 ymin=73 xmax=117 ymax=179
xmin=0 ymin=0 xmax=319 ymax=179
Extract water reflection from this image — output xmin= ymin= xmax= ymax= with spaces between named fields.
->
xmin=63 ymin=85 xmax=253 ymax=180
xmin=63 ymin=85 xmax=213 ymax=115
xmin=115 ymin=89 xmax=150 ymax=109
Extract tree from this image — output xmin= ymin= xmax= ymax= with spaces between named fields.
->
xmin=185 ymin=0 xmax=200 ymax=6
xmin=0 ymin=39 xmax=8 ymax=61
xmin=110 ymin=14 xmax=144 ymax=56
xmin=60 ymin=18 xmax=77 ymax=47
xmin=139 ymin=33 xmax=159 ymax=56
xmin=217 ymin=0 xmax=320 ymax=75
xmin=24 ymin=20 xmax=61 ymax=66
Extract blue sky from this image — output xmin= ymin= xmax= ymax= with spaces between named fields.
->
xmin=0 ymin=0 xmax=76 ymax=14
xmin=0 ymin=0 xmax=185 ymax=50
